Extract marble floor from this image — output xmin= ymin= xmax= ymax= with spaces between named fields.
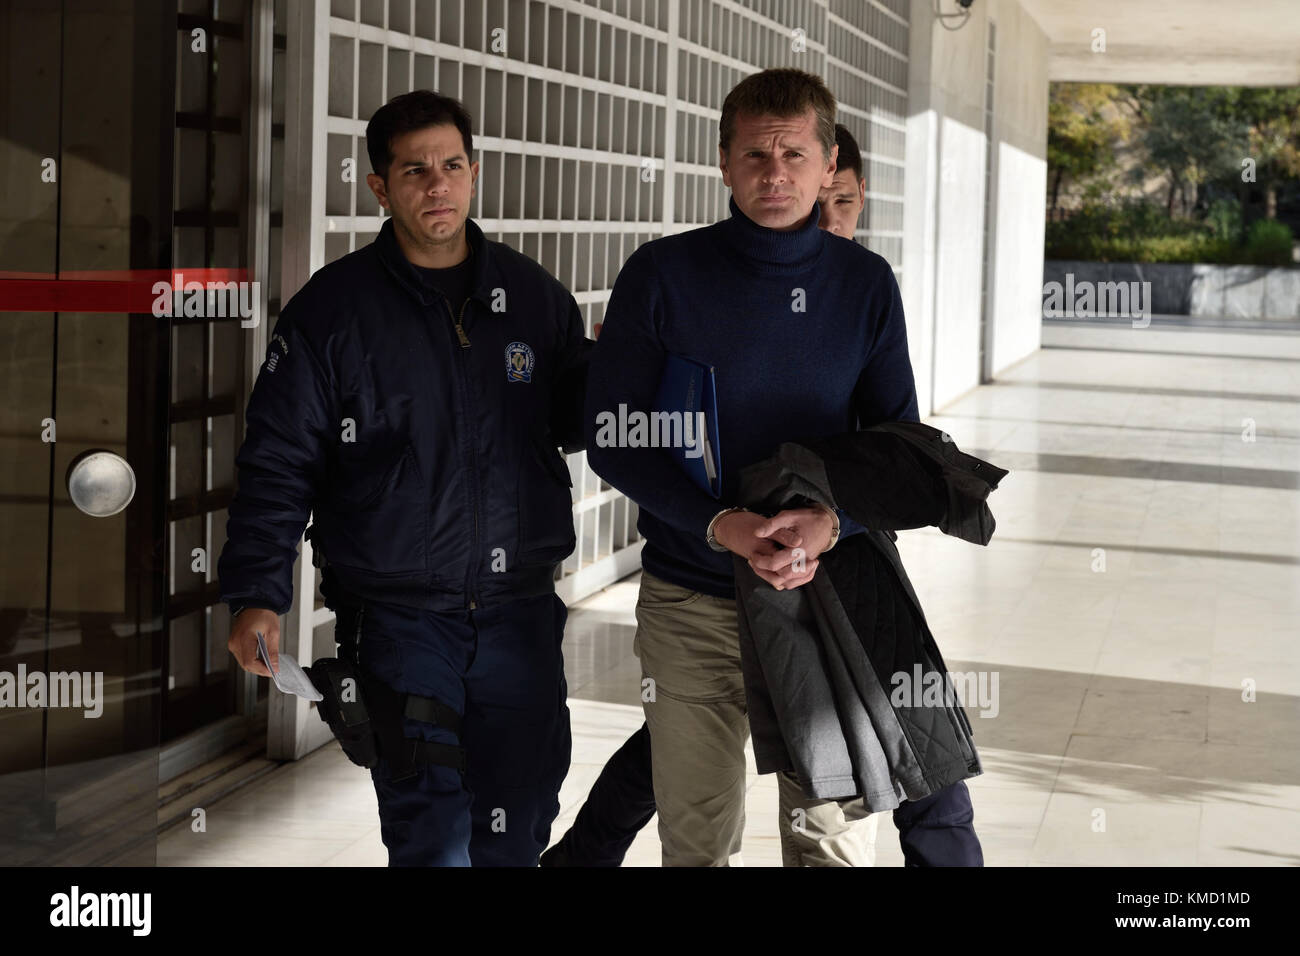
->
xmin=160 ymin=320 xmax=1300 ymax=866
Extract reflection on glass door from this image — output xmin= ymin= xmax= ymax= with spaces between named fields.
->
xmin=165 ymin=0 xmax=287 ymax=745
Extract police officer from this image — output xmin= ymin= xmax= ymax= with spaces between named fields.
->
xmin=219 ymin=90 xmax=591 ymax=867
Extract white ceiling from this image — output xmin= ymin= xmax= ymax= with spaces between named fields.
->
xmin=1016 ymin=0 xmax=1300 ymax=86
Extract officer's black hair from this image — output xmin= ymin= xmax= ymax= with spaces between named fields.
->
xmin=834 ymin=123 xmax=864 ymax=183
xmin=366 ymin=90 xmax=474 ymax=182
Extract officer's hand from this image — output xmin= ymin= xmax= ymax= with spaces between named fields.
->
xmin=713 ymin=510 xmax=819 ymax=591
xmin=228 ymin=608 xmax=281 ymax=677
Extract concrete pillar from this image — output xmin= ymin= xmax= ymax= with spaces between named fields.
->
xmin=902 ymin=0 xmax=1049 ymax=416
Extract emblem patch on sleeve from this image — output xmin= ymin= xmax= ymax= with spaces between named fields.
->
xmin=505 ymin=341 xmax=535 ymax=383
xmin=265 ymin=333 xmax=289 ymax=373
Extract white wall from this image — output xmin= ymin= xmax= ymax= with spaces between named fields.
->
xmin=902 ymin=0 xmax=1049 ymax=416
xmin=988 ymin=0 xmax=1049 ymax=380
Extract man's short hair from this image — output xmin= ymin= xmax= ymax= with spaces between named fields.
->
xmin=366 ymin=90 xmax=474 ymax=181
xmin=834 ymin=123 xmax=864 ymax=183
xmin=718 ymin=68 xmax=837 ymax=160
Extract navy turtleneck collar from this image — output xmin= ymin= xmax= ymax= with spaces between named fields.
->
xmin=718 ymin=194 xmax=826 ymax=273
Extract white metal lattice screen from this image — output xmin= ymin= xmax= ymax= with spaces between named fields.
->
xmin=301 ymin=0 xmax=909 ymax=605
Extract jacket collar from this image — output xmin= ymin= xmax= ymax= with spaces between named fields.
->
xmin=374 ymin=214 xmax=495 ymax=307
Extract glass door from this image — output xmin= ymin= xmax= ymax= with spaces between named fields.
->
xmin=0 ymin=0 xmax=173 ymax=866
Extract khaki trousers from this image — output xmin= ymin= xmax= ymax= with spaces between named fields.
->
xmin=633 ymin=570 xmax=879 ymax=866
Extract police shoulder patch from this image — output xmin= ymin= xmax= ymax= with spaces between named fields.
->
xmin=265 ymin=333 xmax=289 ymax=373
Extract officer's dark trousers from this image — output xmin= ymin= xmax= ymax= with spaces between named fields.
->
xmin=342 ymin=593 xmax=571 ymax=867
xmin=893 ymin=780 xmax=983 ymax=866
xmin=548 ymin=723 xmax=982 ymax=866
xmin=544 ymin=722 xmax=656 ymax=866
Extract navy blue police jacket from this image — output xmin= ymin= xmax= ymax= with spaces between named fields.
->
xmin=217 ymin=215 xmax=592 ymax=615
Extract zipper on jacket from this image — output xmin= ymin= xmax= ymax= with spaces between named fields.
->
xmin=453 ymin=296 xmax=471 ymax=348
xmin=437 ymin=291 xmax=481 ymax=610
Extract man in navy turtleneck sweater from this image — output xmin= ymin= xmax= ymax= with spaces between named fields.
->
xmin=578 ymin=69 xmax=983 ymax=868
xmin=587 ymin=176 xmax=918 ymax=603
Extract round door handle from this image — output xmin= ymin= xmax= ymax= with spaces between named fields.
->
xmin=66 ymin=450 xmax=137 ymax=517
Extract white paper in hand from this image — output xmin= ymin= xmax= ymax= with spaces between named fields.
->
xmin=256 ymin=631 xmax=323 ymax=701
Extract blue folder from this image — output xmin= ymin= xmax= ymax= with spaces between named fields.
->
xmin=653 ymin=353 xmax=722 ymax=498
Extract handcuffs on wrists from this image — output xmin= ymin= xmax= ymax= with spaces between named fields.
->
xmin=816 ymin=502 xmax=842 ymax=552
xmin=705 ymin=506 xmax=747 ymax=552
xmin=705 ymin=503 xmax=840 ymax=553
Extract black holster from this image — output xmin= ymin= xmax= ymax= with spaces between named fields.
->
xmin=307 ymin=657 xmax=380 ymax=769
xmin=307 ymin=604 xmax=467 ymax=781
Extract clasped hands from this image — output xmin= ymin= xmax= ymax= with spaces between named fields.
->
xmin=712 ymin=505 xmax=835 ymax=591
